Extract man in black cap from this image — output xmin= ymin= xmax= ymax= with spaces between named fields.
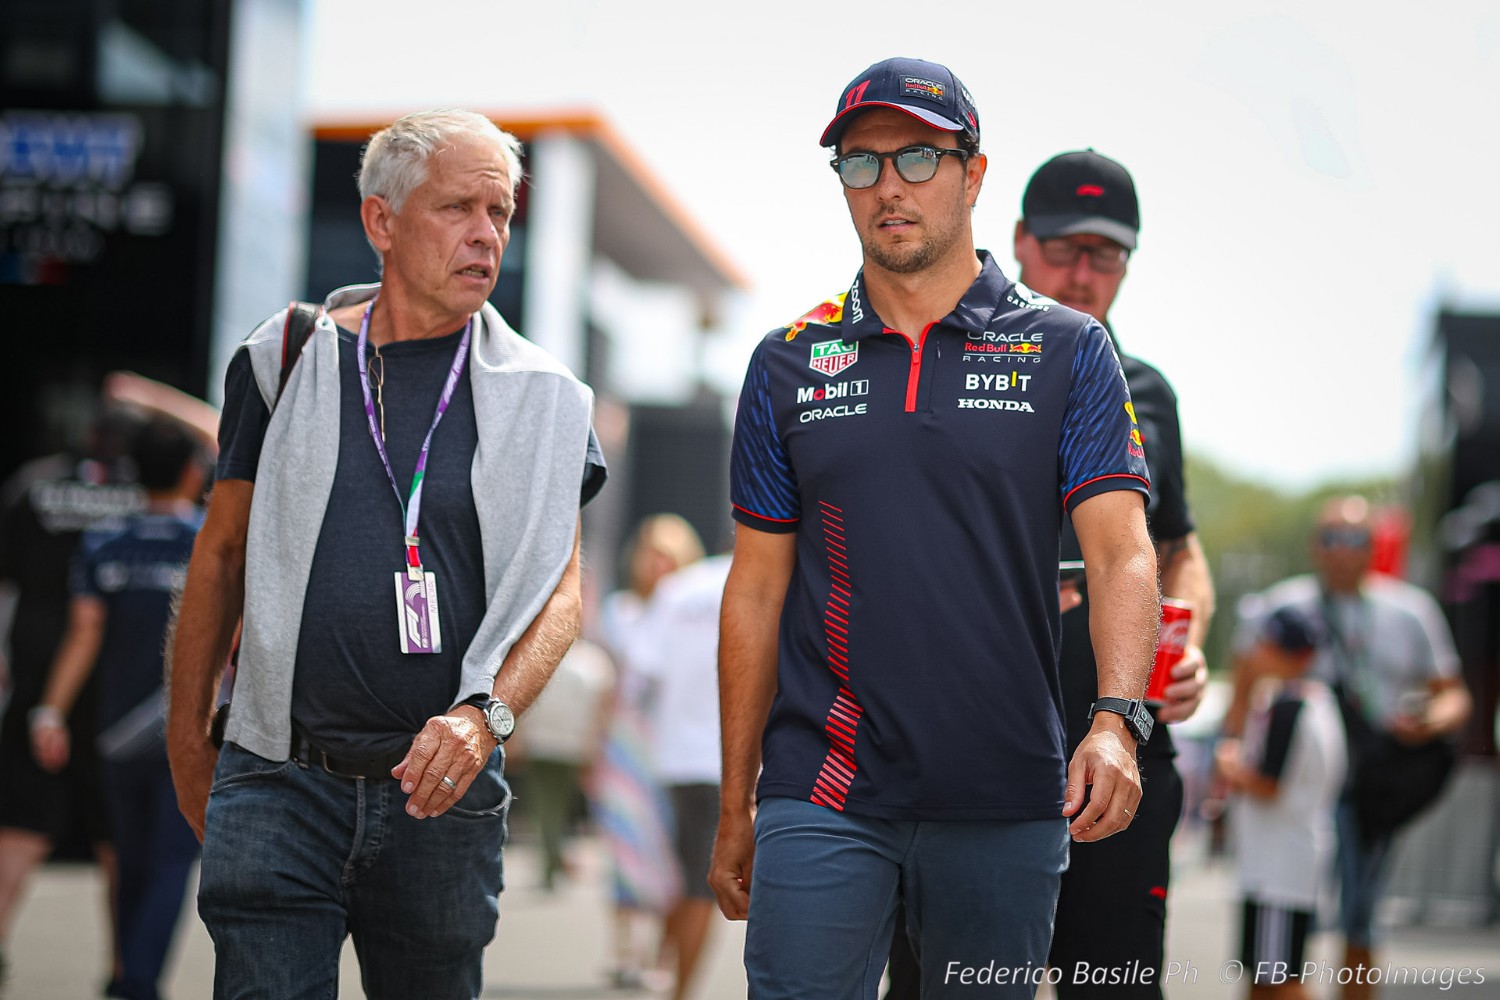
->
xmin=1018 ymin=149 xmax=1216 ymax=999
xmin=710 ymin=60 xmax=1161 ymax=998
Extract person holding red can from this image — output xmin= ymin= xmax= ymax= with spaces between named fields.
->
xmin=1022 ymin=150 xmax=1215 ymax=1000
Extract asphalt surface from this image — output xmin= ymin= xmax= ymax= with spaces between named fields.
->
xmin=6 ymin=818 xmax=1497 ymax=999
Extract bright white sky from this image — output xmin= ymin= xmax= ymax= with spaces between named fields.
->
xmin=307 ymin=0 xmax=1500 ymax=491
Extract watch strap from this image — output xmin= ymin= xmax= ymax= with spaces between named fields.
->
xmin=455 ymin=693 xmax=489 ymax=712
xmin=1088 ymin=697 xmax=1153 ymax=745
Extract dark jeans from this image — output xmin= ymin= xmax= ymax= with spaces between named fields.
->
xmin=885 ymin=761 xmax=1184 ymax=1000
xmin=747 ymin=797 xmax=1068 ymax=1000
xmin=198 ymin=742 xmax=510 ymax=1000
xmin=103 ymin=756 xmax=202 ymax=1000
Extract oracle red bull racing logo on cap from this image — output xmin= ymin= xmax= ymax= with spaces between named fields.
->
xmin=784 ymin=295 xmax=846 ymax=342
xmin=902 ymin=77 xmax=944 ymax=101
xmin=810 ymin=340 xmax=859 ymax=377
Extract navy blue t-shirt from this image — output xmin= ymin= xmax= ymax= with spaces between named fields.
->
xmin=73 ymin=509 xmax=202 ymax=756
xmin=218 ymin=324 xmax=606 ymax=758
xmin=730 ymin=252 xmax=1149 ymax=821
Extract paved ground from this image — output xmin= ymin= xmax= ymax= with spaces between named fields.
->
xmin=6 ymin=822 xmax=1498 ymax=999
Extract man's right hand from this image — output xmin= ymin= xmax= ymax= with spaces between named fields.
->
xmin=168 ymin=731 xmax=219 ymax=841
xmin=708 ymin=808 xmax=756 ymax=920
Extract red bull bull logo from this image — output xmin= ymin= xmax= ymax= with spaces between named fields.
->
xmin=784 ymin=295 xmax=846 ymax=341
xmin=1126 ymin=402 xmax=1145 ymax=458
xmin=1009 ymin=343 xmax=1043 ymax=355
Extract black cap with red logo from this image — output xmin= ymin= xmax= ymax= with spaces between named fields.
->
xmin=820 ymin=57 xmax=980 ymax=150
xmin=1021 ymin=149 xmax=1140 ymax=250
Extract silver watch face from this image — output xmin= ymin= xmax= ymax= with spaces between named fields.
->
xmin=484 ymin=700 xmax=515 ymax=741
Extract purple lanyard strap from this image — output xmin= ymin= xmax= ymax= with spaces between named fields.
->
xmin=355 ymin=296 xmax=472 ymax=578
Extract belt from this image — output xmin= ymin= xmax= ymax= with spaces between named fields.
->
xmin=290 ymin=726 xmax=407 ymax=780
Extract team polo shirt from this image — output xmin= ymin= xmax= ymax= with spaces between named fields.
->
xmin=730 ymin=251 xmax=1149 ymax=821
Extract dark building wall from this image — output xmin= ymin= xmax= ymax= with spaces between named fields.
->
xmin=1425 ymin=310 xmax=1500 ymax=757
xmin=1 ymin=0 xmax=232 ymax=479
xmin=623 ymin=399 xmax=733 ymax=572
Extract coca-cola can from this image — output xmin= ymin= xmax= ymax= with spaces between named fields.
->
xmin=1146 ymin=599 xmax=1193 ymax=705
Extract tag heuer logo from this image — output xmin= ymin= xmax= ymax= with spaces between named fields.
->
xmin=810 ymin=341 xmax=858 ymax=377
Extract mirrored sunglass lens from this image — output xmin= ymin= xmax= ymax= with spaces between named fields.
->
xmin=894 ymin=148 xmax=940 ymax=183
xmin=838 ymin=154 xmax=880 ymax=188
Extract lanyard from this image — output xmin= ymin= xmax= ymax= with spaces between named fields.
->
xmin=355 ymin=297 xmax=472 ymax=579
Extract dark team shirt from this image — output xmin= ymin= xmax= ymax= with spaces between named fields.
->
xmin=0 ymin=455 xmax=142 ymax=724
xmin=1059 ymin=351 xmax=1195 ymax=760
xmin=730 ymin=252 xmax=1150 ymax=821
xmin=217 ymin=324 xmax=607 ymax=758
xmin=73 ymin=509 xmax=202 ymax=756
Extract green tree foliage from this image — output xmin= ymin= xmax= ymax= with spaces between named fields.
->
xmin=1184 ymin=452 xmax=1397 ymax=674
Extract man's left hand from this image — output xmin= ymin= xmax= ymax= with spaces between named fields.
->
xmin=1062 ymin=721 xmax=1142 ymax=842
xmin=393 ymin=708 xmax=496 ymax=819
xmin=1153 ymin=645 xmax=1209 ymax=724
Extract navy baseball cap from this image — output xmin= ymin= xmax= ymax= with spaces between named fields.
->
xmin=1021 ymin=149 xmax=1140 ymax=250
xmin=1262 ymin=606 xmax=1325 ymax=654
xmin=820 ymin=57 xmax=980 ymax=149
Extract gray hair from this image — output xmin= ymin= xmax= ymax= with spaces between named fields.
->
xmin=357 ymin=109 xmax=524 ymax=212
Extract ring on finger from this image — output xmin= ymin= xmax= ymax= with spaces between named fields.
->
xmin=441 ymin=776 xmax=458 ymax=792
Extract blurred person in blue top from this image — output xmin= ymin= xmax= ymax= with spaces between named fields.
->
xmin=30 ymin=417 xmax=207 ymax=1000
xmin=0 ymin=372 xmax=216 ymax=990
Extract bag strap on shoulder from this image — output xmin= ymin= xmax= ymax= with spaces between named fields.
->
xmin=277 ymin=300 xmax=323 ymax=404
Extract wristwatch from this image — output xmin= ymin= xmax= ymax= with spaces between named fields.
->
xmin=1088 ymin=697 xmax=1153 ymax=745
xmin=480 ymin=698 xmax=515 ymax=745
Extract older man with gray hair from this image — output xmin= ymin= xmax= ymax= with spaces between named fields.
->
xmin=167 ymin=109 xmax=606 ymax=998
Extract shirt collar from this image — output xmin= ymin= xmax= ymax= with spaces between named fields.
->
xmin=840 ymin=250 xmax=1013 ymax=341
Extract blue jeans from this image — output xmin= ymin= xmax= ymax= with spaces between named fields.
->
xmin=746 ymin=797 xmax=1069 ymax=1000
xmin=103 ymin=756 xmax=202 ymax=1000
xmin=1335 ymin=801 xmax=1391 ymax=949
xmin=198 ymin=742 xmax=510 ymax=1000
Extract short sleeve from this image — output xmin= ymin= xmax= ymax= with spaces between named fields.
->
xmin=69 ymin=529 xmax=113 ymax=599
xmin=1059 ymin=321 xmax=1150 ymax=512
xmin=1404 ymin=587 xmax=1461 ymax=680
xmin=1257 ymin=696 xmax=1304 ymax=781
xmin=730 ymin=341 xmax=799 ymax=533
xmin=215 ymin=349 xmax=271 ymax=483
xmin=580 ymin=427 xmax=608 ymax=506
xmin=1122 ymin=356 xmax=1193 ymax=542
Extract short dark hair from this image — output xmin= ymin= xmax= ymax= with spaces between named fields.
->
xmin=131 ymin=417 xmax=199 ymax=492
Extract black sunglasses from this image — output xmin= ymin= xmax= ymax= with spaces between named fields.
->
xmin=1316 ymin=526 xmax=1372 ymax=549
xmin=831 ymin=145 xmax=970 ymax=190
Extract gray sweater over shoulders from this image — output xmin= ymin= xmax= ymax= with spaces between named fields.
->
xmin=225 ymin=283 xmax=595 ymax=762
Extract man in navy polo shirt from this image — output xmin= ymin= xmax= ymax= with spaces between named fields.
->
xmin=709 ymin=58 xmax=1161 ymax=999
